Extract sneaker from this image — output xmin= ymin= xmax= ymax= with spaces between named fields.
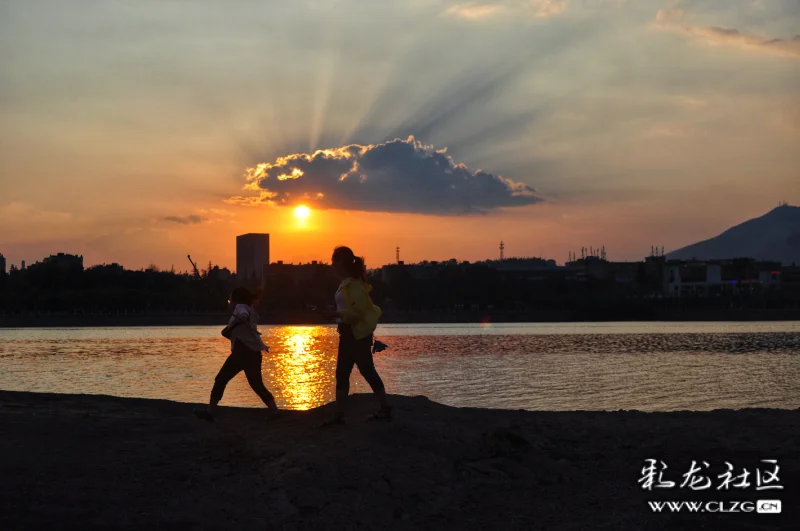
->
xmin=367 ymin=406 xmax=392 ymax=422
xmin=266 ymin=408 xmax=282 ymax=421
xmin=193 ymin=408 xmax=215 ymax=422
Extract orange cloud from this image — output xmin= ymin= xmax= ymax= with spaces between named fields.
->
xmin=531 ymin=0 xmax=568 ymax=17
xmin=225 ymin=191 xmax=278 ymax=207
xmin=655 ymin=9 xmax=800 ymax=59
xmin=161 ymin=208 xmax=237 ymax=225
xmin=445 ymin=0 xmax=567 ymax=20
xmin=445 ymin=3 xmax=504 ymax=19
xmin=162 ymin=214 xmax=207 ymax=225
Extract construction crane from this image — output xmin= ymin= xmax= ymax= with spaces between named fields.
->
xmin=187 ymin=255 xmax=201 ymax=280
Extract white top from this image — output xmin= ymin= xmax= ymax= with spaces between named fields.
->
xmin=228 ymin=304 xmax=269 ymax=352
xmin=335 ymin=283 xmax=346 ymax=323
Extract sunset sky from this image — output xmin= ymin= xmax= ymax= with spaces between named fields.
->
xmin=1 ymin=0 xmax=798 ymax=271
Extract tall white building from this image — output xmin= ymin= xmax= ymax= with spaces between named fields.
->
xmin=236 ymin=233 xmax=270 ymax=283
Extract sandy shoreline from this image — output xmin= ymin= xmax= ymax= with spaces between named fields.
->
xmin=1 ymin=391 xmax=796 ymax=530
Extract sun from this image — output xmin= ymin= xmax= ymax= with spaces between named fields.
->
xmin=294 ymin=205 xmax=311 ymax=220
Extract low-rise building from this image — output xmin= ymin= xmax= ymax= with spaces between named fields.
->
xmin=780 ymin=265 xmax=800 ymax=303
xmin=666 ymin=258 xmax=781 ymax=297
xmin=265 ymin=261 xmax=335 ymax=287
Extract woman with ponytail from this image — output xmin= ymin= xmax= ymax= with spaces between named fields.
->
xmin=323 ymin=246 xmax=391 ymax=424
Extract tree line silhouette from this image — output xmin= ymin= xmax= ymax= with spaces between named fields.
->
xmin=1 ymin=255 xmax=796 ymax=321
xmin=0 ymin=261 xmax=232 ymax=315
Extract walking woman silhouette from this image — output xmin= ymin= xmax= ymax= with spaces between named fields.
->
xmin=322 ymin=246 xmax=391 ymax=425
xmin=194 ymin=286 xmax=279 ymax=422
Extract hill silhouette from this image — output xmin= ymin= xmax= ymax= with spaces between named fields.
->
xmin=668 ymin=204 xmax=800 ymax=264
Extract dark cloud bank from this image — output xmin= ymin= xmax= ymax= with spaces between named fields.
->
xmin=228 ymin=136 xmax=542 ymax=215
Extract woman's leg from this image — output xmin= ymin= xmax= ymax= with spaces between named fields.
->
xmin=207 ymin=350 xmax=243 ymax=414
xmin=335 ymin=332 xmax=356 ymax=415
xmin=241 ymin=348 xmax=278 ymax=410
xmin=353 ymin=336 xmax=388 ymax=409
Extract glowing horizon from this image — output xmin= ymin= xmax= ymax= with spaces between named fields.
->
xmin=1 ymin=0 xmax=798 ymax=271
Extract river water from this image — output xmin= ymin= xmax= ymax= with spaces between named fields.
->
xmin=0 ymin=322 xmax=798 ymax=411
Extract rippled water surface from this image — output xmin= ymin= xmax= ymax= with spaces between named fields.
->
xmin=1 ymin=322 xmax=798 ymax=411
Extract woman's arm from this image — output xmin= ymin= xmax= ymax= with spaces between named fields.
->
xmin=338 ymin=283 xmax=369 ymax=324
xmin=228 ymin=305 xmax=251 ymax=326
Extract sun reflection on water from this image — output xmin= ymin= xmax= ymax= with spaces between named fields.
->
xmin=264 ymin=326 xmax=337 ymax=410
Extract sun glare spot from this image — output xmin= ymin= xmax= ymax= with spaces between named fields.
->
xmin=294 ymin=205 xmax=311 ymax=220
